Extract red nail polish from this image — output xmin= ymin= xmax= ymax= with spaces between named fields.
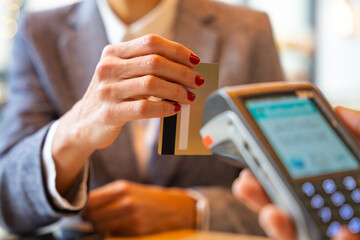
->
xmin=174 ymin=103 xmax=181 ymax=112
xmin=187 ymin=91 xmax=196 ymax=101
xmin=189 ymin=54 xmax=200 ymax=65
xmin=195 ymin=75 xmax=205 ymax=86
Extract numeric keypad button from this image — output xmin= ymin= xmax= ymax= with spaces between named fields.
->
xmin=343 ymin=176 xmax=357 ymax=191
xmin=339 ymin=204 xmax=354 ymax=220
xmin=331 ymin=192 xmax=345 ymax=207
xmin=349 ymin=217 xmax=360 ymax=234
xmin=318 ymin=207 xmax=331 ymax=223
xmin=326 ymin=222 xmax=341 ymax=237
xmin=351 ymin=189 xmax=360 ymax=203
xmin=302 ymin=182 xmax=315 ymax=197
xmin=323 ymin=179 xmax=337 ymax=194
xmin=311 ymin=194 xmax=325 ymax=209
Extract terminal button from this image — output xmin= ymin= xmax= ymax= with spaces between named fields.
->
xmin=302 ymin=182 xmax=315 ymax=197
xmin=349 ymin=217 xmax=360 ymax=234
xmin=331 ymin=192 xmax=345 ymax=207
xmin=311 ymin=194 xmax=324 ymax=209
xmin=339 ymin=204 xmax=354 ymax=220
xmin=323 ymin=179 xmax=337 ymax=194
xmin=318 ymin=207 xmax=331 ymax=223
xmin=326 ymin=221 xmax=341 ymax=237
xmin=351 ymin=189 xmax=360 ymax=203
xmin=343 ymin=176 xmax=357 ymax=191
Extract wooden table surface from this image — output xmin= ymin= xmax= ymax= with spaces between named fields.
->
xmin=107 ymin=229 xmax=269 ymax=240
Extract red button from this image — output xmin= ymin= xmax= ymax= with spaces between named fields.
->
xmin=202 ymin=135 xmax=214 ymax=149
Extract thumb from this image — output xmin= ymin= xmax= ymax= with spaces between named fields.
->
xmin=334 ymin=106 xmax=360 ymax=141
xmin=258 ymin=204 xmax=296 ymax=240
xmin=331 ymin=227 xmax=359 ymax=240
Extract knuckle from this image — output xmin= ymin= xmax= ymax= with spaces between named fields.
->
xmin=143 ymin=55 xmax=162 ymax=73
xmin=115 ymin=180 xmax=129 ymax=192
xmin=124 ymin=196 xmax=136 ymax=206
xmin=134 ymin=100 xmax=150 ymax=117
xmin=95 ymin=59 xmax=114 ymax=80
xmin=123 ymin=195 xmax=136 ymax=205
xmin=142 ymin=34 xmax=160 ymax=49
xmin=99 ymin=104 xmax=113 ymax=124
xmin=122 ymin=200 xmax=136 ymax=212
xmin=173 ymin=86 xmax=184 ymax=99
xmin=95 ymin=62 xmax=107 ymax=80
xmin=115 ymin=179 xmax=125 ymax=186
xmin=120 ymin=197 xmax=138 ymax=216
xmin=102 ymin=44 xmax=115 ymax=56
xmin=142 ymin=75 xmax=158 ymax=92
xmin=96 ymin=83 xmax=112 ymax=100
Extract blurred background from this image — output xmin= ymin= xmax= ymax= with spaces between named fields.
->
xmin=1 ymin=0 xmax=360 ymax=121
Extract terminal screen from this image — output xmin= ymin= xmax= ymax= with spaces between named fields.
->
xmin=246 ymin=96 xmax=359 ymax=179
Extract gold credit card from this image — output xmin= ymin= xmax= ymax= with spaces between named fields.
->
xmin=158 ymin=63 xmax=219 ymax=155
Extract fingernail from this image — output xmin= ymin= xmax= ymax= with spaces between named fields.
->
xmin=174 ymin=103 xmax=181 ymax=112
xmin=195 ymin=75 xmax=205 ymax=86
xmin=187 ymin=91 xmax=196 ymax=101
xmin=189 ymin=54 xmax=200 ymax=65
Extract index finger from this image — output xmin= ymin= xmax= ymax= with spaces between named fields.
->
xmin=332 ymin=227 xmax=359 ymax=240
xmin=102 ymin=34 xmax=200 ymax=68
xmin=334 ymin=106 xmax=360 ymax=140
xmin=87 ymin=181 xmax=129 ymax=210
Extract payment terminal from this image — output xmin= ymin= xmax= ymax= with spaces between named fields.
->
xmin=200 ymin=82 xmax=360 ymax=240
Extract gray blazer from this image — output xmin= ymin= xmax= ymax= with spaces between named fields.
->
xmin=0 ymin=0 xmax=284 ymax=235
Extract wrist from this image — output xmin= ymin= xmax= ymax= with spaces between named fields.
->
xmin=52 ymin=123 xmax=94 ymax=162
xmin=52 ymin=111 xmax=94 ymax=195
xmin=53 ymin=108 xmax=95 ymax=161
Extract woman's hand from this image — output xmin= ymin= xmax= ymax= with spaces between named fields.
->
xmin=52 ymin=34 xmax=204 ymax=194
xmin=82 ymin=180 xmax=196 ymax=236
xmin=233 ymin=169 xmax=359 ymax=240
xmin=232 ymin=106 xmax=360 ymax=240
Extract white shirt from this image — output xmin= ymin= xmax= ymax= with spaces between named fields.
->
xmin=98 ymin=0 xmax=179 ymax=43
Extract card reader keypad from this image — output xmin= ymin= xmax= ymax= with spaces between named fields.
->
xmin=299 ymin=175 xmax=360 ymax=237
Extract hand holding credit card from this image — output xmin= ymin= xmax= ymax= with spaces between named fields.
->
xmin=158 ymin=63 xmax=219 ymax=155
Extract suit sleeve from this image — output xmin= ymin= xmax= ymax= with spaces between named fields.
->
xmin=0 ymin=15 xmax=85 ymax=234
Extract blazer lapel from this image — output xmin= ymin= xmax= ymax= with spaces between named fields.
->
xmin=174 ymin=0 xmax=220 ymax=63
xmin=58 ymin=0 xmax=107 ymax=102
